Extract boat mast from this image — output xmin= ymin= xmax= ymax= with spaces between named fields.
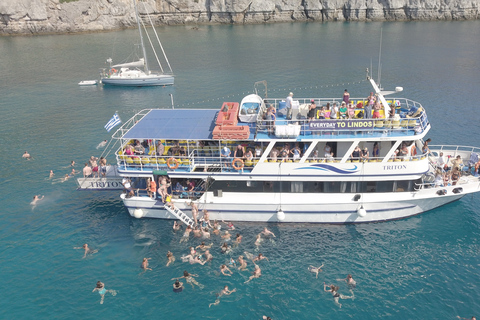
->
xmin=133 ymin=0 xmax=149 ymax=73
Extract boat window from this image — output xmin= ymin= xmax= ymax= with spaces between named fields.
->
xmin=377 ymin=181 xmax=395 ymax=192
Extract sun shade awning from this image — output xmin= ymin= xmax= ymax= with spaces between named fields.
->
xmin=122 ymin=109 xmax=219 ymax=140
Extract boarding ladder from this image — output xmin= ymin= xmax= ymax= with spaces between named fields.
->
xmin=165 ymin=205 xmax=194 ymax=227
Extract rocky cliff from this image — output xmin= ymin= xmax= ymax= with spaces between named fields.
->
xmin=1 ymin=0 xmax=478 ymax=35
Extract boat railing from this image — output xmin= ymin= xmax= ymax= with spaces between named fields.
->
xmin=257 ymin=97 xmax=428 ymax=138
xmin=111 ymin=109 xmax=152 ymax=140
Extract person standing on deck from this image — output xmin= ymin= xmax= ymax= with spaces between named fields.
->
xmin=286 ymin=92 xmax=294 ymax=120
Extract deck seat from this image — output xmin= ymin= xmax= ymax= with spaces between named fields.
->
xmin=375 ymin=120 xmax=384 ymax=128
xmin=392 ymin=120 xmax=401 ymax=129
xmin=158 ymin=158 xmax=166 ymax=164
xmin=384 ymin=120 xmax=392 ymax=129
xmin=400 ymin=120 xmax=409 ymax=128
xmin=408 ymin=119 xmax=417 ymax=128
xmin=126 ymin=157 xmax=134 ymax=164
xmin=133 ymin=157 xmax=142 ymax=165
xmin=245 ymin=160 xmax=253 ymax=167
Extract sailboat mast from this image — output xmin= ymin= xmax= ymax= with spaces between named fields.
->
xmin=133 ymin=0 xmax=149 ymax=73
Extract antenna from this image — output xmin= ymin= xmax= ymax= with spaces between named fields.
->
xmin=377 ymin=28 xmax=383 ymax=89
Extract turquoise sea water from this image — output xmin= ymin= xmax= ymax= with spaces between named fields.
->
xmin=1 ymin=21 xmax=480 ymax=319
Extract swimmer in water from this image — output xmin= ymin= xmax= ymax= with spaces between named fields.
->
xmin=196 ymin=242 xmax=213 ymax=251
xmin=141 ymin=257 xmax=152 ymax=271
xmin=193 ymin=226 xmax=202 ymax=238
xmin=172 ymin=271 xmax=203 ymax=289
xmin=201 ymin=227 xmax=210 ymax=239
xmin=30 ymin=195 xmax=44 ymax=206
xmin=308 ymin=264 xmax=324 ymax=278
xmin=173 ymin=280 xmax=183 ymax=292
xmin=220 ymin=242 xmax=231 ymax=254
xmin=228 ymin=257 xmax=236 ymax=267
xmin=337 ymin=274 xmax=356 ymax=288
xmin=245 ymin=264 xmax=261 ymax=283
xmin=203 ymin=250 xmax=213 ymax=263
xmin=49 ymin=170 xmax=54 ymax=179
xmin=209 ymin=285 xmax=236 ymax=308
xmin=221 ymin=230 xmax=231 ymax=241
xmin=62 ymin=174 xmax=70 ymax=182
xmin=457 ymin=317 xmax=477 ymax=320
xmin=180 ymin=225 xmax=192 ymax=243
xmin=235 ymin=233 xmax=243 ymax=244
xmin=261 ymin=227 xmax=276 ymax=237
xmin=324 ymin=282 xmax=354 ymax=308
xmin=74 ymin=243 xmax=98 ymax=259
xmin=71 ymin=160 xmax=75 ymax=167
xmin=92 ymin=281 xmax=115 ymax=304
xmin=220 ymin=264 xmax=233 ymax=276
xmin=254 ymin=234 xmax=263 ymax=246
xmin=22 ymin=151 xmax=31 ymax=160
xmin=173 ymin=221 xmax=181 ymax=232
xmin=166 ymin=251 xmax=175 ymax=267
xmin=96 ymin=140 xmax=108 ymax=149
xmin=253 ymin=253 xmax=269 ymax=263
xmin=238 ymin=255 xmax=247 ymax=271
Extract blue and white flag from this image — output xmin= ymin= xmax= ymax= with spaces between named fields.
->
xmin=104 ymin=113 xmax=121 ymax=132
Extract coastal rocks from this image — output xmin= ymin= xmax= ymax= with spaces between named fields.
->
xmin=0 ymin=0 xmax=478 ymax=35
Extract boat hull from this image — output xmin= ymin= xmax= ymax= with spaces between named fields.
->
xmin=121 ymin=183 xmax=473 ymax=223
xmin=101 ymin=75 xmax=174 ymax=87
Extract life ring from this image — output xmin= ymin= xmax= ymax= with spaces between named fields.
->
xmin=167 ymin=157 xmax=179 ymax=169
xmin=232 ymin=158 xmax=244 ymax=170
xmin=111 ymin=68 xmax=118 ymax=73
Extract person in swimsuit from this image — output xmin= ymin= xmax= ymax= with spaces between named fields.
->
xmin=187 ymin=201 xmax=199 ymax=226
xmin=324 ymin=283 xmax=354 ymax=308
xmin=308 ymin=264 xmax=324 ymax=278
xmin=235 ymin=233 xmax=243 ymax=244
xmin=74 ymin=243 xmax=98 ymax=259
xmin=172 ymin=271 xmax=203 ymax=289
xmin=451 ymin=167 xmax=461 ymax=185
xmin=201 ymin=228 xmax=210 ymax=239
xmin=92 ymin=281 xmax=115 ymax=304
xmin=203 ymin=250 xmax=213 ymax=263
xmin=245 ymin=264 xmax=261 ymax=283
xmin=422 ymin=138 xmax=431 ymax=155
xmin=254 ymin=234 xmax=263 ymax=247
xmin=220 ymin=264 xmax=233 ymax=276
xmin=49 ymin=170 xmax=54 ymax=179
xmin=180 ymin=225 xmax=192 ymax=243
xmin=253 ymin=253 xmax=269 ymax=263
xmin=221 ymin=230 xmax=232 ymax=241
xmin=209 ymin=285 xmax=237 ymax=308
xmin=238 ymin=255 xmax=247 ymax=271
xmin=343 ymin=89 xmax=350 ymax=104
xmin=337 ymin=274 xmax=357 ymax=288
xmin=31 ymin=195 xmax=44 ymax=206
xmin=196 ymin=242 xmax=213 ymax=251
xmin=372 ymin=142 xmax=379 ymax=159
xmin=234 ymin=145 xmax=245 ymax=160
xmin=141 ymin=257 xmax=152 ymax=271
xmin=166 ymin=251 xmax=175 ymax=267
xmin=173 ymin=221 xmax=181 ymax=232
xmin=220 ymin=242 xmax=231 ymax=254
xmin=261 ymin=227 xmax=276 ymax=238
xmin=22 ymin=151 xmax=31 ymax=160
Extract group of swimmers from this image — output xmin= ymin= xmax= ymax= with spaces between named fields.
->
xmin=168 ymin=216 xmax=278 ymax=308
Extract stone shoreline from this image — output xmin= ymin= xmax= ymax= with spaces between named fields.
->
xmin=1 ymin=0 xmax=478 ymax=35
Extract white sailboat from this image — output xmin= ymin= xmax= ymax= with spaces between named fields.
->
xmin=100 ymin=0 xmax=174 ymax=87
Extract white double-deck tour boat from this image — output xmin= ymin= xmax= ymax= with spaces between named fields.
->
xmin=80 ymin=78 xmax=480 ymax=224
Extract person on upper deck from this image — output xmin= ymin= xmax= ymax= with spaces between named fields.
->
xmin=291 ymin=143 xmax=302 ymax=161
xmin=372 ymin=142 xmax=380 ymax=159
xmin=324 ymin=103 xmax=331 ymax=119
xmin=422 ymin=138 xmax=431 ymax=155
xmin=365 ymin=92 xmax=375 ymax=119
xmin=266 ymin=105 xmax=276 ymax=134
xmin=156 ymin=141 xmax=165 ymax=156
xmin=308 ymin=100 xmax=317 ymax=122
xmin=324 ymin=143 xmax=332 ymax=158
xmin=330 ymin=102 xmax=338 ymax=120
xmin=339 ymin=102 xmax=348 ymax=119
xmin=351 ymin=146 xmax=361 ymax=160
xmin=347 ymin=101 xmax=356 ymax=119
xmin=373 ymin=101 xmax=382 ymax=118
xmin=245 ymin=149 xmax=253 ymax=162
xmin=280 ymin=144 xmax=290 ymax=162
xmin=270 ymin=148 xmax=279 ymax=162
xmin=343 ymin=89 xmax=350 ymax=105
xmin=318 ymin=105 xmax=326 ymax=119
xmin=286 ymin=92 xmax=294 ymax=120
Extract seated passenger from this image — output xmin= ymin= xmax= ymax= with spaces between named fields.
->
xmin=280 ymin=144 xmax=290 ymax=162
xmin=255 ymin=145 xmax=262 ymax=159
xmin=451 ymin=167 xmax=461 ymax=185
xmin=156 ymin=141 xmax=165 ymax=156
xmin=373 ymin=101 xmax=382 ymax=118
xmin=178 ymin=146 xmax=187 ymax=157
xmin=347 ymin=102 xmax=355 ymax=119
xmin=318 ymin=106 xmax=326 ymax=119
xmin=134 ymin=141 xmax=145 ymax=155
xmin=125 ymin=145 xmax=134 ymax=157
xmin=361 ymin=147 xmax=369 ymax=161
xmin=245 ymin=149 xmax=254 ymax=161
xmin=308 ymin=100 xmax=316 ymax=122
xmin=339 ymin=102 xmax=348 ymax=119
xmin=330 ymin=103 xmax=339 ymax=120
xmin=450 ymin=155 xmax=463 ymax=171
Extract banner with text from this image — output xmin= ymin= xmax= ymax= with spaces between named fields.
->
xmin=309 ymin=120 xmax=375 ymax=131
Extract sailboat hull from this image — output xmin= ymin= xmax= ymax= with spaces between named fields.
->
xmin=101 ymin=74 xmax=174 ymax=87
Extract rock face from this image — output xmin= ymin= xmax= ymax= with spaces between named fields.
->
xmin=0 ymin=0 xmax=478 ymax=35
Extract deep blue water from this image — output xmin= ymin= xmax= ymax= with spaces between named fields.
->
xmin=1 ymin=21 xmax=479 ymax=319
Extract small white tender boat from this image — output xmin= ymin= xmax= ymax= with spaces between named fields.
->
xmin=78 ymin=80 xmax=98 ymax=86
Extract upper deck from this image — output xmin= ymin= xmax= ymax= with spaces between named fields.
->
xmin=114 ymin=97 xmax=429 ymax=143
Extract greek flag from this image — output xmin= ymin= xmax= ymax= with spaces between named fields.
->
xmin=104 ymin=113 xmax=121 ymax=132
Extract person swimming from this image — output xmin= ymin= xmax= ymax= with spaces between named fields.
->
xmin=166 ymin=251 xmax=175 ymax=267
xmin=337 ymin=274 xmax=356 ymax=288
xmin=30 ymin=195 xmax=44 ymax=206
xmin=172 ymin=271 xmax=203 ymax=289
xmin=220 ymin=264 xmax=233 ymax=276
xmin=92 ymin=281 xmax=116 ymax=304
xmin=308 ymin=264 xmax=324 ymax=279
xmin=237 ymin=255 xmax=247 ymax=271
xmin=141 ymin=257 xmax=152 ymax=271
xmin=209 ymin=285 xmax=236 ymax=308
xmin=324 ymin=282 xmax=354 ymax=308
xmin=96 ymin=140 xmax=108 ymax=149
xmin=74 ymin=243 xmax=98 ymax=259
xmin=245 ymin=264 xmax=261 ymax=283
xmin=173 ymin=280 xmax=183 ymax=293
xmin=253 ymin=253 xmax=269 ymax=263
